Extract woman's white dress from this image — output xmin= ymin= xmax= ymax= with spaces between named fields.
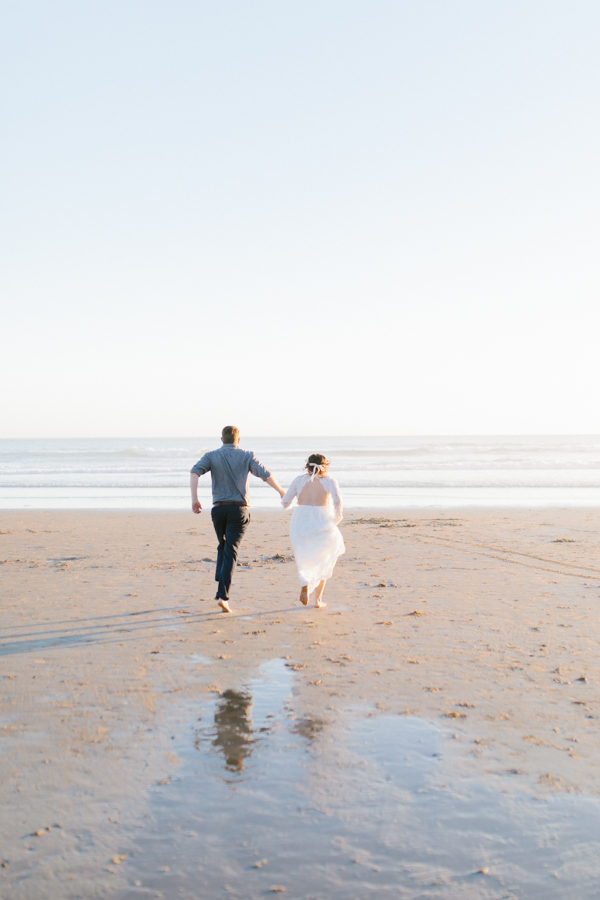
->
xmin=281 ymin=474 xmax=345 ymax=592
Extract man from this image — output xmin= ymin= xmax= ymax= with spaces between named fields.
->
xmin=190 ymin=426 xmax=284 ymax=612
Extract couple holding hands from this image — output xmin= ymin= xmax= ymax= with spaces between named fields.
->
xmin=190 ymin=426 xmax=344 ymax=612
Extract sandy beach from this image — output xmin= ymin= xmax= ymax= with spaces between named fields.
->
xmin=2 ymin=507 xmax=600 ymax=898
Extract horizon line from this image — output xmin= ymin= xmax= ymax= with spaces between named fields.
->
xmin=2 ymin=433 xmax=600 ymax=441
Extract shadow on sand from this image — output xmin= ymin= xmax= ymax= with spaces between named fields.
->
xmin=0 ymin=605 xmax=304 ymax=657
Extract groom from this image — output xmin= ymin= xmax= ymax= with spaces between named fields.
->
xmin=190 ymin=426 xmax=284 ymax=612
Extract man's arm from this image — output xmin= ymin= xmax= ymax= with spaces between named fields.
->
xmin=265 ymin=475 xmax=285 ymax=498
xmin=190 ymin=454 xmax=211 ymax=513
xmin=248 ymin=453 xmax=284 ymax=497
xmin=190 ymin=472 xmax=202 ymax=513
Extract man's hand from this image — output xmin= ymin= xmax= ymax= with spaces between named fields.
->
xmin=266 ymin=475 xmax=285 ymax=497
xmin=192 ymin=500 xmax=202 ymax=514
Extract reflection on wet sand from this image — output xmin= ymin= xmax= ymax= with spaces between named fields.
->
xmin=196 ymin=662 xmax=331 ymax=777
xmin=203 ymin=661 xmax=332 ymax=776
xmin=290 ymin=716 xmax=326 ymax=742
xmin=124 ymin=658 xmax=600 ymax=900
xmin=211 ymin=689 xmax=254 ymax=771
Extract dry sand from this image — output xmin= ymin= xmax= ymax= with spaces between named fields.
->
xmin=2 ymin=508 xmax=600 ymax=897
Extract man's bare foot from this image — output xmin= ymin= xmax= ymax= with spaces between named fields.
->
xmin=217 ymin=599 xmax=232 ymax=613
xmin=299 ymin=586 xmax=309 ymax=606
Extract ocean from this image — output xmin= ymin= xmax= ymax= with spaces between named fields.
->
xmin=2 ymin=435 xmax=600 ymax=509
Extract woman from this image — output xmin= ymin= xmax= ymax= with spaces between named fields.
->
xmin=281 ymin=454 xmax=345 ymax=608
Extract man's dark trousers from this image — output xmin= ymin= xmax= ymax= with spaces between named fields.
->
xmin=211 ymin=505 xmax=250 ymax=601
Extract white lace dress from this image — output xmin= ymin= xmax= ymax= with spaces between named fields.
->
xmin=281 ymin=474 xmax=345 ymax=592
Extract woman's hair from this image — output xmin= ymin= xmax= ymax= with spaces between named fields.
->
xmin=305 ymin=453 xmax=330 ymax=476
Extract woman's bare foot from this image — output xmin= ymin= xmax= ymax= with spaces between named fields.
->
xmin=299 ymin=586 xmax=309 ymax=606
xmin=314 ymin=579 xmax=326 ymax=608
xmin=217 ymin=599 xmax=232 ymax=613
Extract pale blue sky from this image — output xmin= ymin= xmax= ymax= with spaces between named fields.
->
xmin=2 ymin=1 xmax=599 ymax=437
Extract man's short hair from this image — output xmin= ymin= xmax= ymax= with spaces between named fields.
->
xmin=222 ymin=426 xmax=240 ymax=444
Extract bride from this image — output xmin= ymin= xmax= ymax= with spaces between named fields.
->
xmin=281 ymin=454 xmax=345 ymax=608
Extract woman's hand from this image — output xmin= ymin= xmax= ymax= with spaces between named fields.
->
xmin=192 ymin=500 xmax=202 ymax=514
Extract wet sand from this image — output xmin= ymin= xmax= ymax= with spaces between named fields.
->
xmin=2 ymin=508 xmax=600 ymax=898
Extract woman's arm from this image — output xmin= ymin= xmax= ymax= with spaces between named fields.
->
xmin=281 ymin=476 xmax=300 ymax=509
xmin=328 ymin=477 xmax=343 ymax=524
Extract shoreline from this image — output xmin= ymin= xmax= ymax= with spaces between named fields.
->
xmin=5 ymin=498 xmax=600 ymax=512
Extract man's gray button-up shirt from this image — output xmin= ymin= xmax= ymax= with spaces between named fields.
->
xmin=190 ymin=444 xmax=271 ymax=506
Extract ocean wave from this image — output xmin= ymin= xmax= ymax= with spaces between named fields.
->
xmin=0 ymin=467 xmax=197 ymax=476
xmin=259 ymin=447 xmax=435 ymax=457
xmin=4 ymin=439 xmax=600 ymax=488
xmin=0 ymin=482 xmax=194 ymax=489
xmin=6 ymin=449 xmax=600 ymax=465
xmin=114 ymin=446 xmax=207 ymax=458
xmin=0 ymin=447 xmax=207 ymax=460
xmin=6 ymin=460 xmax=600 ymax=475
xmin=5 ymin=479 xmax=600 ymax=490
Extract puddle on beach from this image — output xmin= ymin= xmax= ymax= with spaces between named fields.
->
xmin=119 ymin=660 xmax=600 ymax=899
xmin=188 ymin=653 xmax=211 ymax=666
